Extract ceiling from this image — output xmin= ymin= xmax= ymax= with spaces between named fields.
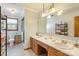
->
xmin=0 ymin=3 xmax=24 ymax=19
xmin=24 ymin=3 xmax=79 ymax=13
xmin=0 ymin=3 xmax=79 ymax=19
xmin=24 ymin=3 xmax=51 ymax=12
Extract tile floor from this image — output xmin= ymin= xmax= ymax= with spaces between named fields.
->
xmin=7 ymin=43 xmax=36 ymax=56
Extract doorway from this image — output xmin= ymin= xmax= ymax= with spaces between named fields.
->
xmin=74 ymin=16 xmax=79 ymax=37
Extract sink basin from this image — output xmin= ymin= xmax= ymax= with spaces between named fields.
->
xmin=54 ymin=42 xmax=74 ymax=50
xmin=36 ymin=35 xmax=75 ymax=50
xmin=50 ymin=39 xmax=74 ymax=50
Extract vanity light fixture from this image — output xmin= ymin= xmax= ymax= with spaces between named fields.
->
xmin=42 ymin=3 xmax=45 ymax=17
xmin=41 ymin=3 xmax=63 ymax=17
xmin=42 ymin=12 xmax=45 ymax=17
xmin=42 ymin=3 xmax=57 ymax=17
xmin=57 ymin=10 xmax=63 ymax=15
xmin=49 ymin=3 xmax=56 ymax=13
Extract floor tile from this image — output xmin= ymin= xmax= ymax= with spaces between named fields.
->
xmin=7 ymin=43 xmax=36 ymax=56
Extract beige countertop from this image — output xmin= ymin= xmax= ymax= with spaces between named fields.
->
xmin=31 ymin=34 xmax=79 ymax=56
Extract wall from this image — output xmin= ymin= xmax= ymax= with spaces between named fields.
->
xmin=37 ymin=13 xmax=46 ymax=33
xmin=24 ymin=9 xmax=38 ymax=48
xmin=46 ymin=9 xmax=79 ymax=36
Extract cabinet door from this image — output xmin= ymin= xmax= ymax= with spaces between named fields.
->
xmin=30 ymin=38 xmax=39 ymax=55
xmin=74 ymin=16 xmax=79 ymax=37
xmin=30 ymin=37 xmax=35 ymax=51
xmin=48 ymin=47 xmax=56 ymax=56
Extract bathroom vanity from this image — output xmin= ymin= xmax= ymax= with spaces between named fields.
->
xmin=30 ymin=35 xmax=79 ymax=56
xmin=30 ymin=37 xmax=67 ymax=56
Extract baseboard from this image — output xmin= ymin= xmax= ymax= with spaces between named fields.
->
xmin=24 ymin=47 xmax=31 ymax=50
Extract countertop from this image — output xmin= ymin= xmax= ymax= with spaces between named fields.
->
xmin=31 ymin=34 xmax=79 ymax=56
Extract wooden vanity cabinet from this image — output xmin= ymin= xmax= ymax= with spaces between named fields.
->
xmin=48 ymin=47 xmax=68 ymax=56
xmin=30 ymin=37 xmax=68 ymax=56
xmin=30 ymin=37 xmax=36 ymax=52
xmin=30 ymin=37 xmax=48 ymax=55
xmin=30 ymin=37 xmax=39 ymax=55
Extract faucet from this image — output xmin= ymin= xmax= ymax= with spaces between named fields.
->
xmin=74 ymin=43 xmax=79 ymax=48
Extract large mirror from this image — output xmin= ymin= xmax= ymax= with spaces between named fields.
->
xmin=7 ymin=18 xmax=18 ymax=31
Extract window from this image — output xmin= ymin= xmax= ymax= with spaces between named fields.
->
xmin=7 ymin=18 xmax=18 ymax=31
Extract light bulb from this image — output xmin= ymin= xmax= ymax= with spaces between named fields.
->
xmin=57 ymin=10 xmax=63 ymax=15
xmin=47 ymin=15 xmax=51 ymax=19
xmin=51 ymin=8 xmax=56 ymax=13
xmin=42 ymin=13 xmax=45 ymax=17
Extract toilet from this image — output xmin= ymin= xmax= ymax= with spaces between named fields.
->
xmin=9 ymin=38 xmax=14 ymax=46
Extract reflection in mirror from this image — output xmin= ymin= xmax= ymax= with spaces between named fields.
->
xmin=37 ymin=15 xmax=47 ymax=35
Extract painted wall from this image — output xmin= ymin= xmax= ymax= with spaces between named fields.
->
xmin=37 ymin=13 xmax=46 ymax=33
xmin=46 ymin=9 xmax=79 ymax=36
xmin=24 ymin=9 xmax=38 ymax=48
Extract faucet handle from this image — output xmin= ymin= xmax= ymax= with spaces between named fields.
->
xmin=61 ymin=40 xmax=67 ymax=44
xmin=74 ymin=43 xmax=79 ymax=48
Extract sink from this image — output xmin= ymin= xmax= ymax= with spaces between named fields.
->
xmin=36 ymin=35 xmax=75 ymax=50
xmin=54 ymin=42 xmax=74 ymax=50
xmin=51 ymin=39 xmax=75 ymax=50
